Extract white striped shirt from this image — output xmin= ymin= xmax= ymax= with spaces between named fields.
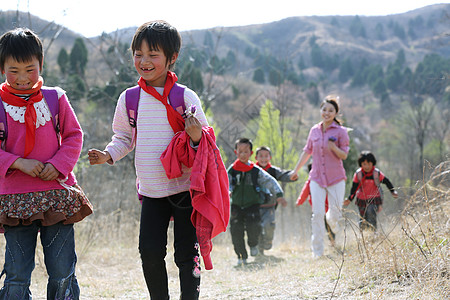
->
xmin=105 ymin=86 xmax=208 ymax=198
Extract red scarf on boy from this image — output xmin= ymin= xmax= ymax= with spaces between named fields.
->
xmin=0 ymin=79 xmax=44 ymax=157
xmin=232 ymin=159 xmax=254 ymax=172
xmin=256 ymin=161 xmax=272 ymax=171
xmin=137 ymin=71 xmax=185 ymax=134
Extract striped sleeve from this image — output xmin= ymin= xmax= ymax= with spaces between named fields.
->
xmin=105 ymin=91 xmax=135 ymax=164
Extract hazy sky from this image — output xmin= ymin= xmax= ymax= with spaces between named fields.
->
xmin=2 ymin=0 xmax=448 ymax=37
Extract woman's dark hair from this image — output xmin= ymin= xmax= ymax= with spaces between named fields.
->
xmin=131 ymin=20 xmax=181 ymax=70
xmin=0 ymin=28 xmax=43 ymax=72
xmin=320 ymin=95 xmax=342 ymax=125
xmin=358 ymin=150 xmax=377 ymax=167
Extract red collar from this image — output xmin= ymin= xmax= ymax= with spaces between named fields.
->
xmin=256 ymin=161 xmax=271 ymax=171
xmin=232 ymin=159 xmax=254 ymax=172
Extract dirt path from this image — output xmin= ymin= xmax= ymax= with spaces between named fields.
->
xmin=0 ymin=233 xmax=413 ymax=299
xmin=0 ymin=214 xmax=446 ymax=300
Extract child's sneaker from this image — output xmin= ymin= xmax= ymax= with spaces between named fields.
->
xmin=250 ymin=246 xmax=259 ymax=256
xmin=236 ymin=258 xmax=247 ymax=267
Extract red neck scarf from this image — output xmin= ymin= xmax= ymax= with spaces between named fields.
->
xmin=353 ymin=166 xmax=375 ymax=197
xmin=0 ymin=78 xmax=44 ymax=157
xmin=137 ymin=71 xmax=185 ymax=133
xmin=256 ymin=161 xmax=272 ymax=171
xmin=362 ymin=166 xmax=375 ymax=178
xmin=232 ymin=159 xmax=254 ymax=172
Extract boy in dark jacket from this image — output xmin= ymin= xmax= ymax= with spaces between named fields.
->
xmin=228 ymin=139 xmax=285 ymax=266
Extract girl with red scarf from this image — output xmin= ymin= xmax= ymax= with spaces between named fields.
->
xmin=0 ymin=28 xmax=92 ymax=299
xmin=88 ymin=21 xmax=210 ymax=300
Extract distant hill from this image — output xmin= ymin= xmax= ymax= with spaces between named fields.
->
xmin=1 ymin=4 xmax=448 ymax=85
xmin=107 ymin=4 xmax=449 ymax=72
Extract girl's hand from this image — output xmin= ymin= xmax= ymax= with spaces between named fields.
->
xmin=328 ymin=139 xmax=348 ymax=160
xmin=185 ymin=116 xmax=202 ymax=145
xmin=39 ymin=163 xmax=60 ymax=181
xmin=343 ymin=199 xmax=351 ymax=206
xmin=11 ymin=158 xmax=44 ymax=177
xmin=327 ymin=140 xmax=337 ymax=150
xmin=392 ymin=191 xmax=399 ymax=198
xmin=88 ymin=149 xmax=111 ymax=165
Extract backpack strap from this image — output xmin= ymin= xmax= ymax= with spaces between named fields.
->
xmin=250 ymin=166 xmax=261 ymax=192
xmin=373 ymin=168 xmax=383 ymax=200
xmin=356 ymin=168 xmax=363 ymax=183
xmin=168 ymin=83 xmax=186 ymax=115
xmin=0 ymin=97 xmax=7 ymax=150
xmin=41 ymin=88 xmax=60 ymax=133
xmin=125 ymin=85 xmax=141 ymax=129
xmin=373 ymin=168 xmax=381 ymax=186
xmin=350 ymin=168 xmax=364 ymax=200
xmin=125 ymin=85 xmax=141 ymax=146
xmin=41 ymin=88 xmax=61 ymax=146
xmin=228 ymin=168 xmax=238 ymax=188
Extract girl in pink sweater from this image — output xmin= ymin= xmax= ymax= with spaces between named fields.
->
xmin=0 ymin=28 xmax=92 ymax=299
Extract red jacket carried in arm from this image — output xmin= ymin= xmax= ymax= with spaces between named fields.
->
xmin=160 ymin=126 xmax=230 ymax=270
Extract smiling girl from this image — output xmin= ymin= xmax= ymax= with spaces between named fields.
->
xmin=88 ymin=21 xmax=209 ymax=299
xmin=0 ymin=28 xmax=92 ymax=299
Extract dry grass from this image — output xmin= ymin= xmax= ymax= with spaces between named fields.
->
xmin=0 ymin=161 xmax=448 ymax=299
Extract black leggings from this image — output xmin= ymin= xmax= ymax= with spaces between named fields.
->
xmin=139 ymin=192 xmax=200 ymax=300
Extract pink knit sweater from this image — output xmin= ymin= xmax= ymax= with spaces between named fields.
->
xmin=0 ymin=88 xmax=82 ymax=194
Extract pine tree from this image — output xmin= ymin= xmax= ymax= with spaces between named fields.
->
xmin=57 ymin=48 xmax=69 ymax=76
xmin=70 ymin=38 xmax=88 ymax=78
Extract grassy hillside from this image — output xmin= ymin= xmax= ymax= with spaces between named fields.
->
xmin=0 ymin=162 xmax=446 ymax=299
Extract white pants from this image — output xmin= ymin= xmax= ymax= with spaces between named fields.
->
xmin=309 ymin=180 xmax=346 ymax=256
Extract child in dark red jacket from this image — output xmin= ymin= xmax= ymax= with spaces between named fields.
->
xmin=344 ymin=151 xmax=398 ymax=230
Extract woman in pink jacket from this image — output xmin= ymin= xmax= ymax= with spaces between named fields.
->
xmin=291 ymin=95 xmax=349 ymax=258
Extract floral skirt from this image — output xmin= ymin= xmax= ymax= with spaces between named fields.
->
xmin=0 ymin=184 xmax=93 ymax=227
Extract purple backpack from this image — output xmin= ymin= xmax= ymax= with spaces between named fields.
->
xmin=125 ymin=83 xmax=186 ymax=201
xmin=0 ymin=88 xmax=60 ymax=150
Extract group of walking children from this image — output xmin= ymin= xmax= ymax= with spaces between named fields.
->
xmin=291 ymin=95 xmax=399 ymax=258
xmin=0 ymin=20 xmax=230 ymax=300
xmin=227 ymin=139 xmax=297 ymax=266
xmin=0 ymin=20 xmax=399 ymax=300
